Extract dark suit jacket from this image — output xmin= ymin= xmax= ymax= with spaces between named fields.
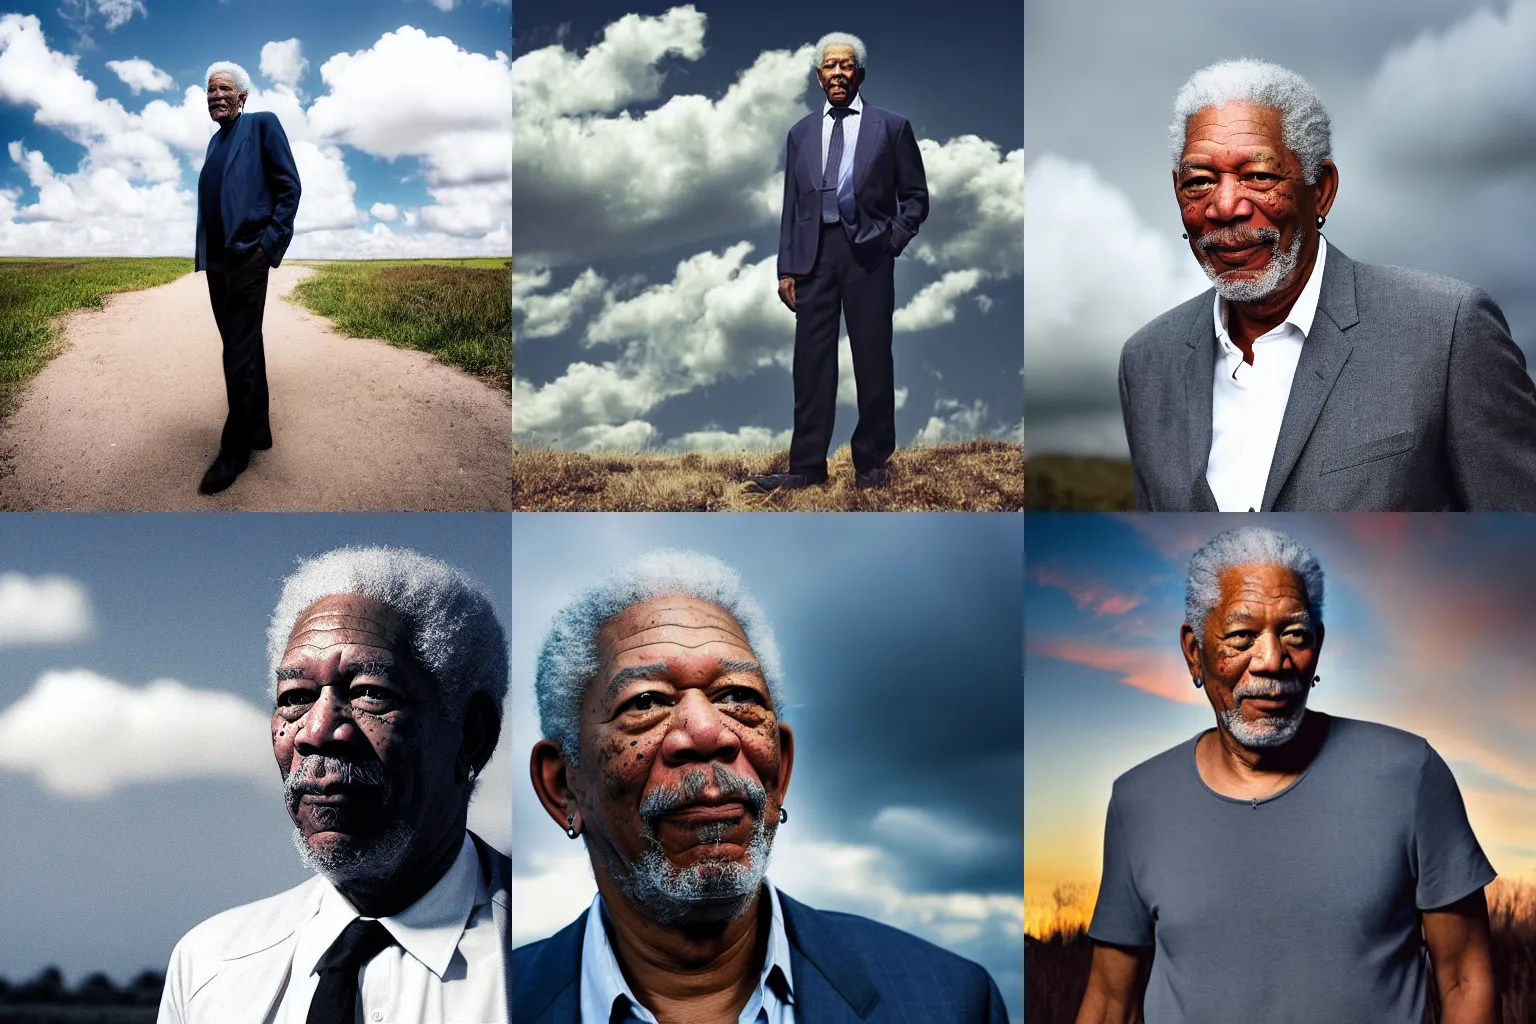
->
xmin=777 ymin=100 xmax=929 ymax=279
xmin=511 ymin=891 xmax=1009 ymax=1022
xmin=1118 ymin=245 xmax=1536 ymax=510
xmin=194 ymin=110 xmax=301 ymax=271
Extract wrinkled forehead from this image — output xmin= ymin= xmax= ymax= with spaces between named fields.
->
xmin=1215 ymin=563 xmax=1312 ymax=614
xmin=1182 ymin=102 xmax=1289 ymax=155
xmin=595 ymin=594 xmax=755 ymax=667
xmin=283 ymin=592 xmax=410 ymax=659
xmin=821 ymin=43 xmax=857 ymax=64
xmin=207 ymin=72 xmax=240 ymax=90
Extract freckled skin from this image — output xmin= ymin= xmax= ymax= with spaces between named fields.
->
xmin=275 ymin=593 xmax=498 ymax=916
xmin=530 ymin=594 xmax=796 ymax=1019
xmin=1179 ymin=564 xmax=1327 ymax=796
xmin=1174 ymin=102 xmax=1339 ymax=355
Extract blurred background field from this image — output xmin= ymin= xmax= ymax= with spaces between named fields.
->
xmin=0 ymin=258 xmax=192 ymax=416
xmin=512 ymin=438 xmax=1025 ymax=511
xmin=289 ymin=259 xmax=510 ymax=389
xmin=0 ymin=967 xmax=160 ymax=1023
xmin=1024 ymin=877 xmax=1536 ymax=1024
xmin=1024 ymin=455 xmax=1134 ymax=511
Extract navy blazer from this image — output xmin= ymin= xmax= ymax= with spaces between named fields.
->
xmin=195 ymin=110 xmax=301 ymax=271
xmin=777 ymin=100 xmax=929 ymax=279
xmin=511 ymin=891 xmax=1009 ymax=1022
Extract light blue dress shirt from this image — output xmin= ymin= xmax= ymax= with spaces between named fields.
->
xmin=578 ymin=880 xmax=796 ymax=1024
xmin=819 ymin=91 xmax=864 ymax=210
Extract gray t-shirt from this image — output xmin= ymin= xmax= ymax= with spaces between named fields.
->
xmin=1088 ymin=714 xmax=1495 ymax=1024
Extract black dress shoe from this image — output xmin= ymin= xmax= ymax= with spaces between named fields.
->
xmin=854 ymin=467 xmax=890 ymax=489
xmin=198 ymin=450 xmax=250 ymax=495
xmin=744 ymin=472 xmax=824 ymax=494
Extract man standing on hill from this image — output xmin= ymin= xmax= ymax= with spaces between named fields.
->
xmin=750 ymin=32 xmax=929 ymax=494
xmin=195 ymin=61 xmax=301 ymax=496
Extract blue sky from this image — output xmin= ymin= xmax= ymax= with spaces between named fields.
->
xmin=510 ymin=513 xmax=1025 ymax=1019
xmin=0 ymin=513 xmax=510 ymax=986
xmin=1024 ymin=513 xmax=1536 ymax=933
xmin=0 ymin=0 xmax=511 ymax=257
xmin=511 ymin=1 xmax=1023 ymax=453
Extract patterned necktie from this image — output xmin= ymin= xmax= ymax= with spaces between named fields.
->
xmin=822 ymin=107 xmax=855 ymax=223
xmin=306 ymin=918 xmax=398 ymax=1024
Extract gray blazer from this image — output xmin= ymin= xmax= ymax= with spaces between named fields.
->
xmin=1118 ymin=245 xmax=1536 ymax=510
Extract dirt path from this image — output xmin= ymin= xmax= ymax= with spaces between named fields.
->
xmin=0 ymin=265 xmax=510 ymax=510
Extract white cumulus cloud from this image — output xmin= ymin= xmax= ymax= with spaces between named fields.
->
xmin=260 ymin=38 xmax=309 ymax=92
xmin=370 ymin=201 xmax=398 ymax=221
xmin=105 ymin=57 xmax=172 ymax=94
xmin=0 ymin=670 xmax=273 ymax=797
xmin=0 ymin=572 xmax=92 ymax=646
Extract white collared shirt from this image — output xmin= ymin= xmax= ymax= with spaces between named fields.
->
xmin=579 ymin=881 xmax=796 ymax=1024
xmin=1207 ymin=238 xmax=1329 ymax=512
xmin=273 ymin=834 xmax=506 ymax=1024
xmin=819 ymin=91 xmax=863 ymax=194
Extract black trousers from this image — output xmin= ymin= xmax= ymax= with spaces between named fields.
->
xmin=205 ymin=247 xmax=272 ymax=455
xmin=788 ymin=221 xmax=897 ymax=478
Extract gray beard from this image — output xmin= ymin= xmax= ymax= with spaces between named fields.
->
xmin=291 ymin=818 xmax=415 ymax=885
xmin=1200 ymin=229 xmax=1304 ymax=303
xmin=602 ymin=763 xmax=773 ymax=926
xmin=1219 ymin=678 xmax=1310 ymax=749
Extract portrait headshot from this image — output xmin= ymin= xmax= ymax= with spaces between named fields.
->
xmin=0 ymin=514 xmax=512 ymax=1021
xmin=1025 ymin=0 xmax=1536 ymax=511
xmin=0 ymin=0 xmax=511 ymax=511
xmin=511 ymin=1 xmax=1023 ymax=511
xmin=510 ymin=513 xmax=1024 ymax=1019
xmin=1025 ymin=514 xmax=1536 ymax=1023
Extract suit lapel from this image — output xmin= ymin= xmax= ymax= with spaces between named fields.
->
xmin=1182 ymin=298 xmax=1220 ymax=511
xmin=850 ymin=102 xmax=880 ymax=192
xmin=797 ymin=114 xmax=822 ymax=191
xmin=512 ymin=911 xmax=584 ymax=1024
xmin=780 ymin=893 xmax=880 ymax=1021
xmin=1260 ymin=245 xmax=1358 ymax=510
xmin=223 ymin=111 xmax=253 ymax=177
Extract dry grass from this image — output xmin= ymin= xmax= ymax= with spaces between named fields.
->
xmin=1025 ymin=455 xmax=1135 ymax=511
xmin=1027 ymin=877 xmax=1536 ymax=1024
xmin=512 ymin=439 xmax=1024 ymax=511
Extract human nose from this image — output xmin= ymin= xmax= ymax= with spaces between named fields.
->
xmin=1246 ymin=631 xmax=1289 ymax=676
xmin=1206 ymin=174 xmax=1253 ymax=223
xmin=659 ymin=690 xmax=742 ymax=765
xmin=293 ymin=687 xmax=359 ymax=751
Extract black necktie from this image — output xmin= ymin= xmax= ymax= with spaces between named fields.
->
xmin=822 ymin=107 xmax=855 ymax=223
xmin=306 ymin=918 xmax=397 ymax=1024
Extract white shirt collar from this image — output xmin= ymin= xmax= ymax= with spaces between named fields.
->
xmin=308 ymin=832 xmax=486 ymax=981
xmin=822 ymin=91 xmax=864 ymax=117
xmin=1213 ymin=236 xmax=1329 ymax=356
xmin=580 ymin=880 xmax=795 ymax=1024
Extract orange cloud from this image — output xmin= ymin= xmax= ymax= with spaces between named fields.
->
xmin=1032 ymin=640 xmax=1205 ymax=705
xmin=1033 ymin=564 xmax=1142 ymax=616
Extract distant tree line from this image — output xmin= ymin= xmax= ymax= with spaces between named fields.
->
xmin=0 ymin=969 xmax=163 ymax=1007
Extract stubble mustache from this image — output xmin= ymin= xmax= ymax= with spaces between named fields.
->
xmin=638 ymin=763 xmax=767 ymax=832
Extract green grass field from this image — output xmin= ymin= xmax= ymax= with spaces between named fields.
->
xmin=289 ymin=259 xmax=510 ymax=388
xmin=0 ymin=257 xmax=193 ymax=415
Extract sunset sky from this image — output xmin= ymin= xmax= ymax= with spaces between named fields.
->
xmin=1025 ymin=513 xmax=1536 ymax=936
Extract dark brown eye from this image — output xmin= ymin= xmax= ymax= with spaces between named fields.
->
xmin=278 ymin=688 xmax=315 ymax=707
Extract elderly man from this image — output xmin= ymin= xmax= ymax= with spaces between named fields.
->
xmin=1118 ymin=58 xmax=1536 ymax=511
xmin=750 ymin=33 xmax=929 ymax=494
xmin=195 ymin=61 xmax=301 ymax=496
xmin=158 ymin=547 xmax=509 ymax=1024
xmin=514 ymin=550 xmax=1006 ymax=1022
xmin=1075 ymin=526 xmax=1498 ymax=1024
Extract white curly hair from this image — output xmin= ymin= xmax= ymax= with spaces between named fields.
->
xmin=1185 ymin=526 xmax=1324 ymax=639
xmin=205 ymin=61 xmax=252 ymax=94
xmin=1169 ymin=58 xmax=1333 ymax=185
xmin=814 ymin=32 xmax=867 ymax=70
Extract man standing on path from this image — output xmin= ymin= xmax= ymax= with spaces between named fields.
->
xmin=750 ymin=33 xmax=929 ymax=494
xmin=195 ymin=61 xmax=301 ymax=496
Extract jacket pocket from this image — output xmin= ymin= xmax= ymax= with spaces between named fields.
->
xmin=1318 ymin=429 xmax=1415 ymax=476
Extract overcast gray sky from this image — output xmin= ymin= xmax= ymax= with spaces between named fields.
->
xmin=1025 ymin=0 xmax=1536 ymax=454
xmin=0 ymin=514 xmax=510 ymax=988
xmin=510 ymin=513 xmax=1024 ymax=1019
